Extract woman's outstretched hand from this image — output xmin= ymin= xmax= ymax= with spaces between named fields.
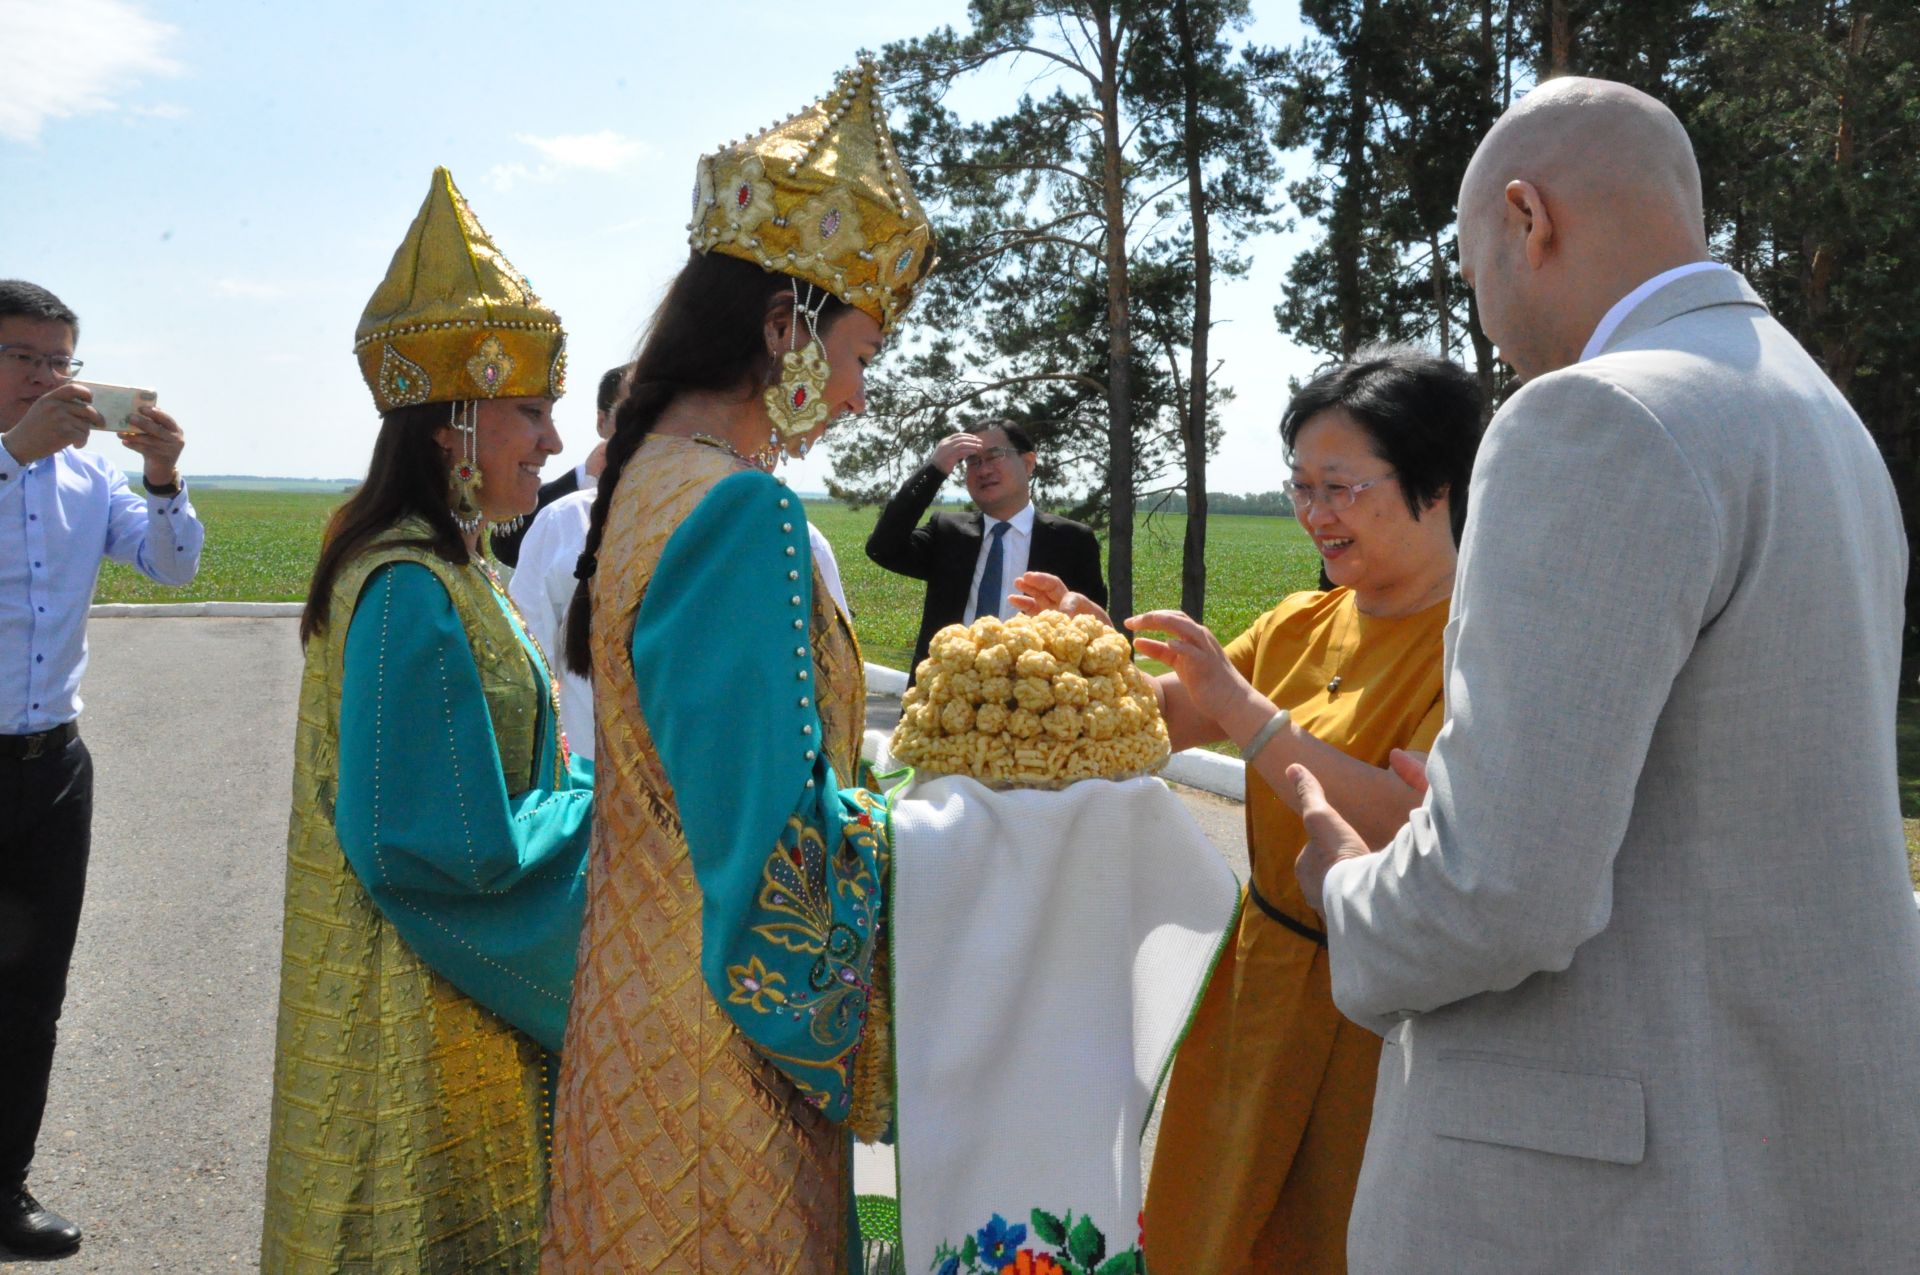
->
xmin=1126 ymin=610 xmax=1252 ymax=729
xmin=1009 ymin=571 xmax=1114 ymax=629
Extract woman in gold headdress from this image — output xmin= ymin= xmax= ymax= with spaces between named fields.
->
xmin=538 ymin=60 xmax=932 ymax=1273
xmin=260 ymin=168 xmax=594 ymax=1274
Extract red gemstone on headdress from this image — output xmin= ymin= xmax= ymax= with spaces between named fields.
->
xmin=792 ymin=387 xmax=807 ymax=407
xmin=737 ymin=183 xmax=752 ymax=208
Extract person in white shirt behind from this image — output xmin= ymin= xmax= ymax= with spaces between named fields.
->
xmin=510 ymin=400 xmax=850 ymax=762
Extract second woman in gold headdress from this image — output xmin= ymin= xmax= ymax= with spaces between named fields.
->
xmin=539 ymin=60 xmax=932 ymax=1273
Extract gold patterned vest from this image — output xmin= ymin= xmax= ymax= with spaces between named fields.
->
xmin=262 ymin=524 xmax=552 ymax=1274
xmin=541 ymin=436 xmax=866 ymax=1273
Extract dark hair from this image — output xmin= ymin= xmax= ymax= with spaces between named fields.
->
xmin=562 ymin=252 xmax=851 ymax=674
xmin=0 ymin=280 xmax=80 ymax=338
xmin=299 ymin=401 xmax=468 ymax=645
xmin=595 ymin=365 xmax=627 ymax=414
xmin=969 ymin=419 xmax=1035 ymax=454
xmin=1279 ymin=345 xmax=1485 ymax=544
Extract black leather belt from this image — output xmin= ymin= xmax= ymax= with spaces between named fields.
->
xmin=0 ymin=721 xmax=78 ymax=761
xmin=1247 ymin=878 xmax=1328 ymax=946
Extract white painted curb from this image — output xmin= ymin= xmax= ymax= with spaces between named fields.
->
xmin=864 ymin=663 xmax=908 ymax=696
xmin=91 ymin=601 xmax=304 ymax=618
xmin=863 ymin=661 xmax=1246 ymax=803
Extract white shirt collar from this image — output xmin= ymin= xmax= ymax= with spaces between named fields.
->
xmin=985 ymin=501 xmax=1036 ymax=538
xmin=1579 ymin=261 xmax=1731 ymax=363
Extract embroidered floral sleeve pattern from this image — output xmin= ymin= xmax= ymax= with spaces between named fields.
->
xmin=720 ymin=788 xmax=889 ymax=1112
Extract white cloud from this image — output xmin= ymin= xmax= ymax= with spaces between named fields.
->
xmin=488 ymin=130 xmax=651 ymax=190
xmin=131 ymin=102 xmax=189 ymax=120
xmin=0 ymin=0 xmax=181 ymax=144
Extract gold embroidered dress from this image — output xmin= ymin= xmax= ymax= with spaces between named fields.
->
xmin=541 ymin=438 xmax=889 ymax=1273
xmin=262 ymin=530 xmax=592 ymax=1273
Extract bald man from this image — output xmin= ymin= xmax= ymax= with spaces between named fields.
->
xmin=1289 ymin=78 xmax=1920 ymax=1271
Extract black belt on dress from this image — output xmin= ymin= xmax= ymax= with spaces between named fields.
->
xmin=1247 ymin=878 xmax=1328 ymax=946
xmin=0 ymin=721 xmax=78 ymax=761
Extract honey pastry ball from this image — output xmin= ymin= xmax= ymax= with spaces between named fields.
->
xmin=889 ymin=610 xmax=1171 ymax=787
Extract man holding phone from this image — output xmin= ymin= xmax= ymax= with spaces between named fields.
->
xmin=0 ymin=280 xmax=203 ymax=1257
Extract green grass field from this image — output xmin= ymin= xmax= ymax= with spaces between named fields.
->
xmin=91 ymin=487 xmax=1920 ymax=888
xmin=96 ymin=487 xmax=341 ymax=604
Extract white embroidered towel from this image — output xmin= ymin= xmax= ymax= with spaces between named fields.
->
xmin=886 ymin=769 xmax=1240 ymax=1274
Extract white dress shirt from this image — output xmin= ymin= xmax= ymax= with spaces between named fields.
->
xmin=1579 ymin=261 xmax=1731 ymax=362
xmin=507 ymin=488 xmax=597 ymax=761
xmin=509 ymin=490 xmax=853 ymax=764
xmin=961 ymin=501 xmax=1035 ymax=624
xmin=808 ymin=523 xmax=849 ymax=616
xmin=0 ymin=439 xmax=204 ymax=732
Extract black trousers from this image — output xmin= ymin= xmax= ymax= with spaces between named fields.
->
xmin=0 ymin=735 xmax=92 ymax=1191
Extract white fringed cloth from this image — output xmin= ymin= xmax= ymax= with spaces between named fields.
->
xmin=884 ymin=765 xmax=1241 ymax=1272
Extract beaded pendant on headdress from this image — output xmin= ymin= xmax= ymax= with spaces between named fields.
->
xmin=689 ymin=57 xmax=935 ymax=332
xmin=354 ymin=167 xmax=567 ymax=413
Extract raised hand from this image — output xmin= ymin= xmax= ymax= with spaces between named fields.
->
xmin=929 ymin=431 xmax=983 ymax=475
xmin=1388 ymin=749 xmax=1430 ymax=797
xmin=118 ymin=404 xmax=186 ymax=486
xmin=1008 ymin=571 xmax=1114 ymax=627
xmin=1125 ymin=609 xmax=1249 ymax=727
xmin=1289 ymin=762 xmax=1377 ymax=915
xmin=2 ymin=382 xmax=99 ymax=464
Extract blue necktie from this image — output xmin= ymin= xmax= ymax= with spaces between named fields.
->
xmin=975 ymin=521 xmax=1010 ymax=621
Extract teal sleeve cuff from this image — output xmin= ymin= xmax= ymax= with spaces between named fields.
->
xmin=337 ymin=562 xmax=592 ymax=1052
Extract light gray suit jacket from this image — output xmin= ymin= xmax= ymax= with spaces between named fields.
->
xmin=1322 ymin=269 xmax=1920 ymax=1273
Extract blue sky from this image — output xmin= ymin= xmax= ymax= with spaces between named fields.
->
xmin=1 ymin=0 xmax=1323 ymax=496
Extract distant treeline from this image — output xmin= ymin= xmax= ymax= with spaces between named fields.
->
xmin=1144 ymin=491 xmax=1296 ymax=518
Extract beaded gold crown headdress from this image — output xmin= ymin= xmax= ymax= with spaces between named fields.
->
xmin=355 ymin=167 xmax=567 ymax=413
xmin=689 ymin=58 xmax=934 ymax=333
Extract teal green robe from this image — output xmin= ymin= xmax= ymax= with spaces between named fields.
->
xmin=335 ymin=561 xmax=592 ymax=1052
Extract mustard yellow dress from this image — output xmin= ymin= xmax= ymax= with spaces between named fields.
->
xmin=1145 ymin=589 xmax=1446 ymax=1274
xmin=262 ymin=528 xmax=592 ymax=1273
xmin=541 ymin=437 xmax=890 ymax=1273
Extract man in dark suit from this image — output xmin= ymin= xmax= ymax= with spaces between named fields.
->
xmin=867 ymin=420 xmax=1106 ymax=679
xmin=491 ymin=363 xmax=624 ymax=567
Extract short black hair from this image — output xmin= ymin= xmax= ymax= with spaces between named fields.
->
xmin=969 ymin=419 xmax=1035 ymax=455
xmin=1280 ymin=345 xmax=1485 ymax=544
xmin=0 ymin=281 xmax=79 ymax=339
xmin=596 ymin=364 xmax=628 ymax=414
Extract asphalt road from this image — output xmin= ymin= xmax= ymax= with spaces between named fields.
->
xmin=2 ymin=618 xmax=1248 ymax=1273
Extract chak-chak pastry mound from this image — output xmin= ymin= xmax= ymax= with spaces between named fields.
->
xmin=890 ymin=611 xmax=1172 ymax=788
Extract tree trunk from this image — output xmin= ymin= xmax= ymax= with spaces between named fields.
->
xmin=1808 ymin=7 xmax=1869 ymax=394
xmin=1548 ymin=0 xmax=1572 ymax=72
xmin=1096 ymin=0 xmax=1136 ymax=620
xmin=1173 ymin=0 xmax=1210 ymax=621
xmin=1430 ymin=230 xmax=1451 ymax=356
xmin=1466 ymin=288 xmax=1497 ymax=405
xmin=1333 ymin=0 xmax=1376 ymax=359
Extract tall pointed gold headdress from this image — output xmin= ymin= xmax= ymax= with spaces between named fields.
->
xmin=355 ymin=167 xmax=567 ymax=413
xmin=689 ymin=57 xmax=934 ymax=333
